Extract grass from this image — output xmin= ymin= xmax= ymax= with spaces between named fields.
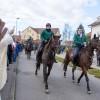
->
xmin=56 ymin=56 xmax=100 ymax=79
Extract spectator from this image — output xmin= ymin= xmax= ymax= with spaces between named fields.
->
xmin=7 ymin=43 xmax=14 ymax=64
xmin=0 ymin=19 xmax=14 ymax=100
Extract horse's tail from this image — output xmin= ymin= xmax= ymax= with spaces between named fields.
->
xmin=62 ymin=51 xmax=70 ymax=71
xmin=61 ymin=58 xmax=66 ymax=71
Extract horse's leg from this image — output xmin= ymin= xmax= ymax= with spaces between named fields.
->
xmin=35 ymin=61 xmax=41 ymax=75
xmin=63 ymin=58 xmax=69 ymax=78
xmin=77 ymin=72 xmax=84 ymax=85
xmin=29 ymin=51 xmax=31 ymax=59
xmin=72 ymin=66 xmax=76 ymax=82
xmin=43 ymin=64 xmax=49 ymax=93
xmin=63 ymin=62 xmax=68 ymax=78
xmin=47 ymin=65 xmax=53 ymax=77
xmin=99 ymin=58 xmax=100 ymax=66
xmin=27 ymin=52 xmax=28 ymax=59
xmin=83 ymin=67 xmax=91 ymax=94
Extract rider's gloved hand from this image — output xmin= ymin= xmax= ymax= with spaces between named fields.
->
xmin=44 ymin=40 xmax=48 ymax=43
xmin=81 ymin=43 xmax=84 ymax=47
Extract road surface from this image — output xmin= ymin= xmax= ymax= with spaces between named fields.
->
xmin=16 ymin=51 xmax=100 ymax=100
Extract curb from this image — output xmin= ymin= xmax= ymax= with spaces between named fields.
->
xmin=9 ymin=57 xmax=19 ymax=100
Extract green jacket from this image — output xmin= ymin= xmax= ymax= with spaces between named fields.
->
xmin=26 ymin=38 xmax=32 ymax=44
xmin=40 ymin=29 xmax=53 ymax=42
xmin=73 ymin=33 xmax=86 ymax=47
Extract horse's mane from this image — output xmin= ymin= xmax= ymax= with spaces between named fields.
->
xmin=45 ymin=37 xmax=52 ymax=52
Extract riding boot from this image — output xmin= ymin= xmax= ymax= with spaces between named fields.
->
xmin=73 ymin=57 xmax=77 ymax=66
xmin=53 ymin=52 xmax=58 ymax=63
xmin=36 ymin=47 xmax=43 ymax=61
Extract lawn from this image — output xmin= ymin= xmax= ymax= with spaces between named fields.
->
xmin=56 ymin=56 xmax=100 ymax=79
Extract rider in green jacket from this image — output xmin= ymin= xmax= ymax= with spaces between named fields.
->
xmin=73 ymin=24 xmax=86 ymax=65
xmin=36 ymin=23 xmax=57 ymax=63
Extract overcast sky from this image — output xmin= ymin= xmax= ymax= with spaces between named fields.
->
xmin=0 ymin=0 xmax=100 ymax=35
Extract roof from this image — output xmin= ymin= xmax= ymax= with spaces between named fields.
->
xmin=88 ymin=21 xmax=100 ymax=27
xmin=12 ymin=35 xmax=21 ymax=41
xmin=30 ymin=27 xmax=59 ymax=34
xmin=22 ymin=26 xmax=60 ymax=34
xmin=86 ymin=32 xmax=92 ymax=37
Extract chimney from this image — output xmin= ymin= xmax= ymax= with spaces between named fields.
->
xmin=97 ymin=16 xmax=100 ymax=22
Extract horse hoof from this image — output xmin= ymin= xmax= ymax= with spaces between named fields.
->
xmin=87 ymin=91 xmax=92 ymax=94
xmin=43 ymin=80 xmax=45 ymax=83
xmin=35 ymin=72 xmax=37 ymax=76
xmin=64 ymin=76 xmax=66 ymax=78
xmin=45 ymin=89 xmax=50 ymax=94
xmin=77 ymin=83 xmax=80 ymax=86
xmin=72 ymin=80 xmax=75 ymax=83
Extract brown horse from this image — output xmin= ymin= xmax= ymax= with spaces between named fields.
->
xmin=35 ymin=35 xmax=60 ymax=93
xmin=96 ymin=40 xmax=100 ymax=66
xmin=26 ymin=42 xmax=33 ymax=59
xmin=63 ymin=35 xmax=99 ymax=94
xmin=33 ymin=45 xmax=38 ymax=54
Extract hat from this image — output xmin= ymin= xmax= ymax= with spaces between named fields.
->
xmin=46 ymin=23 xmax=51 ymax=27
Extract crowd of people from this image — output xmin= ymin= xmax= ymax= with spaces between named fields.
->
xmin=0 ymin=18 xmax=25 ymax=100
xmin=7 ymin=41 xmax=24 ymax=67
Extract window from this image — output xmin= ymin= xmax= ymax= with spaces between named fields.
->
xmin=32 ymin=33 xmax=34 ymax=36
xmin=27 ymin=29 xmax=29 ymax=32
xmin=24 ymin=35 xmax=25 ymax=38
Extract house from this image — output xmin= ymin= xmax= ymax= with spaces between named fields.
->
xmin=88 ymin=16 xmax=100 ymax=38
xmin=12 ymin=35 xmax=21 ymax=42
xmin=86 ymin=32 xmax=92 ymax=37
xmin=21 ymin=26 xmax=60 ymax=43
xmin=86 ymin=32 xmax=92 ymax=43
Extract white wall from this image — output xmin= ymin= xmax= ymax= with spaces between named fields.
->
xmin=91 ymin=25 xmax=100 ymax=38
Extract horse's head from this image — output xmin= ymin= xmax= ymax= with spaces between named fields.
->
xmin=51 ymin=34 xmax=61 ymax=48
xmin=46 ymin=34 xmax=61 ymax=52
xmin=90 ymin=34 xmax=100 ymax=50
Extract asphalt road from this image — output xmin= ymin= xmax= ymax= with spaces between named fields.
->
xmin=16 ymin=51 xmax=100 ymax=100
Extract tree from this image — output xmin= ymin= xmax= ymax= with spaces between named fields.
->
xmin=63 ymin=23 xmax=73 ymax=42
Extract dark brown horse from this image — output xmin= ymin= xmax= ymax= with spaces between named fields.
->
xmin=96 ymin=40 xmax=100 ymax=66
xmin=26 ymin=42 xmax=33 ymax=59
xmin=35 ymin=35 xmax=60 ymax=93
xmin=63 ymin=35 xmax=99 ymax=94
xmin=33 ymin=45 xmax=38 ymax=54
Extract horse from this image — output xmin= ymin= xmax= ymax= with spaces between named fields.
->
xmin=96 ymin=41 xmax=100 ymax=66
xmin=33 ymin=44 xmax=38 ymax=54
xmin=63 ymin=34 xmax=100 ymax=94
xmin=26 ymin=42 xmax=33 ymax=59
xmin=35 ymin=35 xmax=61 ymax=93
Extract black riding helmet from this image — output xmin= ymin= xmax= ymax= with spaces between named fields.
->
xmin=46 ymin=23 xmax=51 ymax=27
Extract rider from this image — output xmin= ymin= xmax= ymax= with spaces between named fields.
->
xmin=37 ymin=23 xmax=57 ymax=63
xmin=73 ymin=24 xmax=86 ymax=65
xmin=25 ymin=36 xmax=33 ymax=53
xmin=26 ymin=36 xmax=33 ymax=45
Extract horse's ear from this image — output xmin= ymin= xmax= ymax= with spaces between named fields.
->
xmin=52 ymin=34 xmax=56 ymax=38
xmin=59 ymin=35 xmax=61 ymax=38
xmin=94 ymin=34 xmax=96 ymax=39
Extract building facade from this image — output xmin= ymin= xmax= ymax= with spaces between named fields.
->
xmin=89 ymin=16 xmax=100 ymax=38
xmin=21 ymin=26 xmax=60 ymax=43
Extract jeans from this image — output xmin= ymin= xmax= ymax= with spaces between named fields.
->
xmin=36 ymin=41 xmax=47 ymax=61
xmin=73 ymin=47 xmax=81 ymax=64
xmin=40 ymin=41 xmax=47 ymax=49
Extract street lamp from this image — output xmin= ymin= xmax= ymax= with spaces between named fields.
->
xmin=16 ymin=18 xmax=20 ymax=35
